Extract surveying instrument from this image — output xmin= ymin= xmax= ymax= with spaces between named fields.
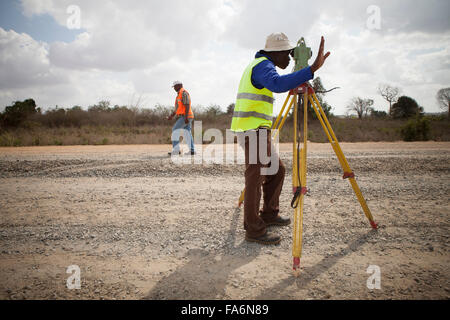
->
xmin=237 ymin=37 xmax=378 ymax=274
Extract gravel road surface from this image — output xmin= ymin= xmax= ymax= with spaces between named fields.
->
xmin=0 ymin=142 xmax=449 ymax=300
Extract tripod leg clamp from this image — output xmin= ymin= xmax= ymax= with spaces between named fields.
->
xmin=343 ymin=172 xmax=355 ymax=179
xmin=291 ymin=187 xmax=307 ymax=208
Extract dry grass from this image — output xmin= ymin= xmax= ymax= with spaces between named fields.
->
xmin=0 ymin=125 xmax=173 ymax=146
xmin=0 ymin=114 xmax=448 ymax=147
xmin=277 ymin=117 xmax=450 ymax=143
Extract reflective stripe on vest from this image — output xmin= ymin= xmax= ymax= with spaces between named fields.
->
xmin=232 ymin=111 xmax=273 ymax=121
xmin=236 ymin=92 xmax=275 ymax=104
xmin=231 ymin=57 xmax=274 ymax=132
xmin=175 ymin=88 xmax=194 ymax=119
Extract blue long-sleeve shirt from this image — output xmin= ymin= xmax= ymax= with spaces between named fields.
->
xmin=251 ymin=51 xmax=314 ymax=93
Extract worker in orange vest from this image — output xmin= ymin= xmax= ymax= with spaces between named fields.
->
xmin=167 ymin=81 xmax=195 ymax=156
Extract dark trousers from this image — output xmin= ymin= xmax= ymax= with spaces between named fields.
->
xmin=243 ymin=129 xmax=285 ymax=238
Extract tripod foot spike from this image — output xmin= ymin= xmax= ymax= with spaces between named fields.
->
xmin=293 ymin=257 xmax=301 ymax=277
xmin=370 ymin=220 xmax=378 ymax=229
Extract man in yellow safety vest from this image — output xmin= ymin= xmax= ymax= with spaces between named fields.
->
xmin=231 ymin=33 xmax=330 ymax=245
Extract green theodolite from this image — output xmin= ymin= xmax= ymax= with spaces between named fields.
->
xmin=292 ymin=37 xmax=312 ymax=72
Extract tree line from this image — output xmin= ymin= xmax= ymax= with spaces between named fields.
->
xmin=0 ymin=83 xmax=448 ymax=140
xmin=0 ymin=99 xmax=237 ymax=129
xmin=346 ymin=84 xmax=449 ymax=120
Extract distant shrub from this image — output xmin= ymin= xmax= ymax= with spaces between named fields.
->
xmin=0 ymin=132 xmax=15 ymax=146
xmin=33 ymin=136 xmax=41 ymax=146
xmin=392 ymin=96 xmax=423 ymax=119
xmin=401 ymin=117 xmax=431 ymax=141
xmin=65 ymin=106 xmax=85 ymax=127
xmin=226 ymin=103 xmax=235 ymax=115
xmin=2 ymin=99 xmax=38 ymax=127
xmin=370 ymin=110 xmax=388 ymax=119
xmin=42 ymin=108 xmax=66 ymax=127
xmin=204 ymin=104 xmax=223 ymax=120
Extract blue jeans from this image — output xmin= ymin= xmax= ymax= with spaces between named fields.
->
xmin=171 ymin=117 xmax=195 ymax=153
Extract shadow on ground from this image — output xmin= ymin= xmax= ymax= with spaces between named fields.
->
xmin=255 ymin=229 xmax=378 ymax=299
xmin=145 ymin=207 xmax=263 ymax=299
xmin=145 ymin=206 xmax=377 ymax=299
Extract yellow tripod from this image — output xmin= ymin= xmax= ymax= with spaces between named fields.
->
xmin=237 ymin=82 xmax=378 ymax=272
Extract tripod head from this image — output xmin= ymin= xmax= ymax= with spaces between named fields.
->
xmin=292 ymin=37 xmax=312 ymax=72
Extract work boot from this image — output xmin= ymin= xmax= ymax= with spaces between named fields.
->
xmin=184 ymin=151 xmax=196 ymax=156
xmin=245 ymin=231 xmax=281 ymax=245
xmin=264 ymin=216 xmax=291 ymax=227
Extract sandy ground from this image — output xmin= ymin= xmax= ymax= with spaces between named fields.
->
xmin=0 ymin=142 xmax=449 ymax=300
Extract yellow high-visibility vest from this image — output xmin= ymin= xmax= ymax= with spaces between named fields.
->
xmin=230 ymin=57 xmax=274 ymax=132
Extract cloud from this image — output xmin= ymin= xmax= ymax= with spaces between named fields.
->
xmin=0 ymin=0 xmax=448 ymax=114
xmin=0 ymin=28 xmax=66 ymax=90
xmin=222 ymin=0 xmax=320 ymax=50
xmin=378 ymin=0 xmax=450 ymax=34
xmin=21 ymin=0 xmax=236 ymax=72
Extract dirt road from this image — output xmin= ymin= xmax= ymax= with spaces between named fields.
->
xmin=0 ymin=142 xmax=449 ymax=299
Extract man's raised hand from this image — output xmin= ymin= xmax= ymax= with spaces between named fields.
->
xmin=311 ymin=36 xmax=331 ymax=73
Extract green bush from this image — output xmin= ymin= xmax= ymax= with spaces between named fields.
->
xmin=33 ymin=137 xmax=41 ymax=146
xmin=401 ymin=117 xmax=431 ymax=141
xmin=392 ymin=96 xmax=424 ymax=119
xmin=371 ymin=110 xmax=388 ymax=119
xmin=13 ymin=138 xmax=22 ymax=146
xmin=2 ymin=99 xmax=38 ymax=127
xmin=0 ymin=132 xmax=15 ymax=146
xmin=0 ymin=132 xmax=22 ymax=146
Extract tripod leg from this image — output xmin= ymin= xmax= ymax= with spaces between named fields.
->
xmin=308 ymin=93 xmax=378 ymax=229
xmin=272 ymin=93 xmax=291 ymax=131
xmin=292 ymin=91 xmax=308 ymax=273
xmin=238 ymin=189 xmax=245 ymax=208
xmin=272 ymin=96 xmax=295 ymax=141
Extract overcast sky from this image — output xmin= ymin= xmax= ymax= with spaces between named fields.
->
xmin=0 ymin=0 xmax=449 ymax=115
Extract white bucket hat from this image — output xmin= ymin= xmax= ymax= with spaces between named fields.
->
xmin=264 ymin=32 xmax=295 ymax=52
xmin=172 ymin=80 xmax=182 ymax=87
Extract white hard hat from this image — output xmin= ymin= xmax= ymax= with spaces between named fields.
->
xmin=172 ymin=80 xmax=182 ymax=87
xmin=264 ymin=32 xmax=295 ymax=52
